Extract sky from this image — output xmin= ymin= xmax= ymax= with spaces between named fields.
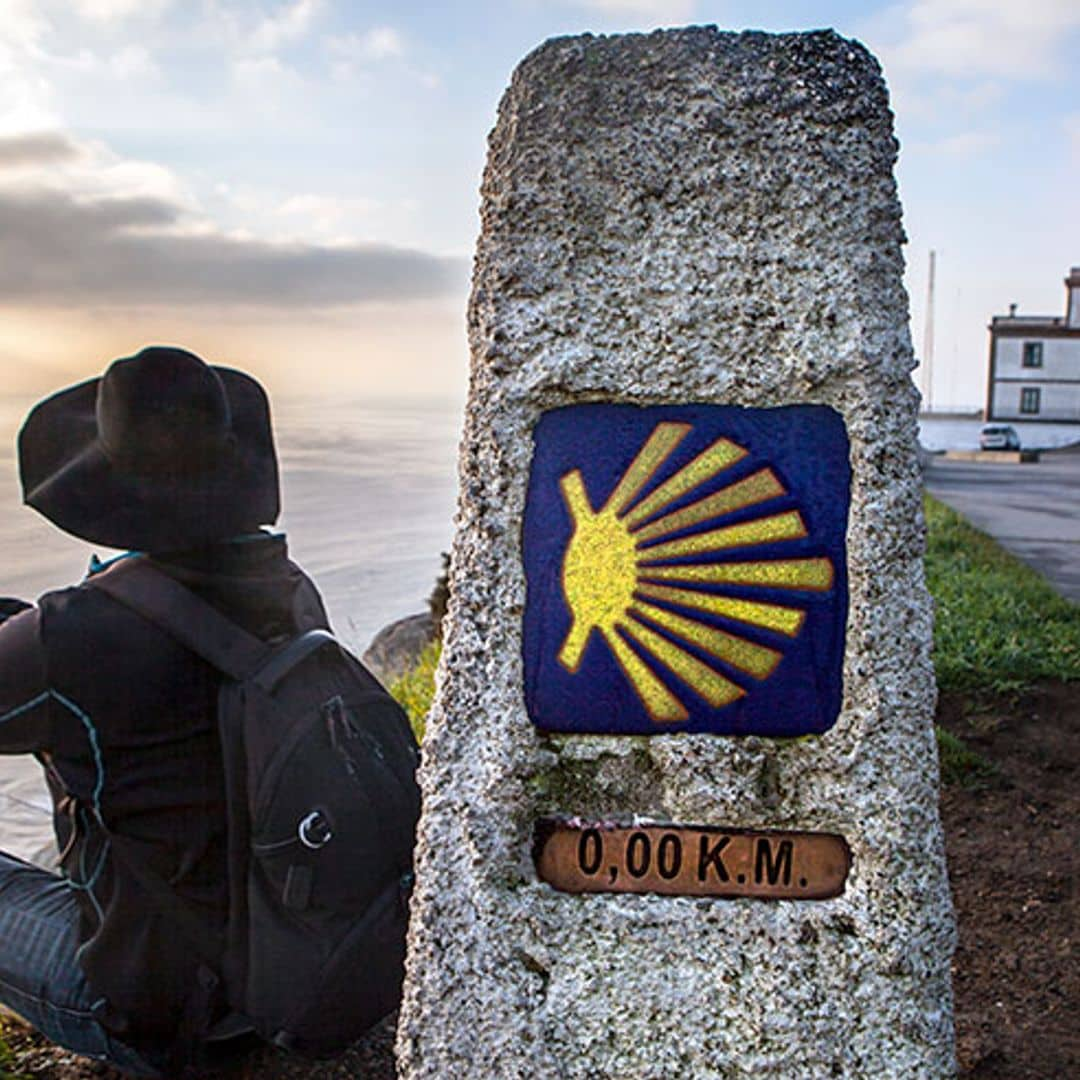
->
xmin=1 ymin=0 xmax=1077 ymax=409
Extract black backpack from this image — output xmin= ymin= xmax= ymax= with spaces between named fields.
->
xmin=93 ymin=558 xmax=421 ymax=1060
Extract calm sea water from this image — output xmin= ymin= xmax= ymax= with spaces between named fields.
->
xmin=0 ymin=393 xmax=463 ymax=652
xmin=0 ymin=392 xmax=462 ymax=863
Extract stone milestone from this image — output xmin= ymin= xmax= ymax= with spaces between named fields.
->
xmin=398 ymin=27 xmax=955 ymax=1079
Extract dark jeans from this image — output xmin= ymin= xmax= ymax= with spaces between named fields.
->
xmin=0 ymin=850 xmax=163 ymax=1077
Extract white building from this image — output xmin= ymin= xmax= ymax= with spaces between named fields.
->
xmin=985 ymin=267 xmax=1080 ymax=422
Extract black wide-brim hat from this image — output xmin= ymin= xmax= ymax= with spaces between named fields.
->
xmin=18 ymin=346 xmax=280 ymax=552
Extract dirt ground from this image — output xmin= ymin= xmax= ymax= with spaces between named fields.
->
xmin=938 ymin=682 xmax=1078 ymax=1079
xmin=3 ymin=683 xmax=1076 ymax=1079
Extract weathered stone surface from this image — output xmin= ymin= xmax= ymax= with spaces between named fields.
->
xmin=399 ymin=26 xmax=954 ymax=1079
xmin=362 ymin=612 xmax=435 ymax=685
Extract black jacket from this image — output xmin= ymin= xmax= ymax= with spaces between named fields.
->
xmin=0 ymin=534 xmax=328 ymax=1048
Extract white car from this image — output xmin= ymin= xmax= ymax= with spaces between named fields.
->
xmin=979 ymin=424 xmax=1021 ymax=451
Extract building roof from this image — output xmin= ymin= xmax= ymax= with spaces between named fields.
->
xmin=989 ymin=267 xmax=1080 ymax=336
xmin=990 ymin=317 xmax=1080 ymax=337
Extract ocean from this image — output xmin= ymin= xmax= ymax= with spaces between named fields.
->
xmin=0 ymin=393 xmax=463 ymax=652
xmin=0 ymin=392 xmax=462 ymax=865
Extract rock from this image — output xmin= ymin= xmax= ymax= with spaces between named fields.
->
xmin=398 ymin=26 xmax=955 ymax=1080
xmin=362 ymin=613 xmax=435 ymax=685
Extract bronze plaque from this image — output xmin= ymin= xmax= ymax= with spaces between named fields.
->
xmin=534 ymin=820 xmax=850 ymax=900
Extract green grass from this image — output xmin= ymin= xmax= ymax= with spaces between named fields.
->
xmin=924 ymin=494 xmax=1080 ymax=694
xmin=935 ymin=726 xmax=999 ymax=788
xmin=389 ymin=638 xmax=441 ymax=742
xmin=924 ymin=492 xmax=1080 ymax=783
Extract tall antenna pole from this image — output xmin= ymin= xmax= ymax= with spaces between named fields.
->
xmin=922 ymin=249 xmax=936 ymax=412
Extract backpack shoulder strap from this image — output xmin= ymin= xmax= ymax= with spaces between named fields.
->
xmin=91 ymin=556 xmax=272 ymax=682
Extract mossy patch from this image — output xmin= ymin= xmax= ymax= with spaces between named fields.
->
xmin=936 ymin=727 xmax=998 ymax=788
xmin=0 ymin=1018 xmax=33 ymax=1080
xmin=389 ymin=638 xmax=441 ymax=742
xmin=528 ymin=738 xmax=666 ymax=818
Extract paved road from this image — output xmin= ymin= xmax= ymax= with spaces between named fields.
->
xmin=924 ymin=448 xmax=1080 ymax=602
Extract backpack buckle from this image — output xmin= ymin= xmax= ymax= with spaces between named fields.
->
xmin=298 ymin=810 xmax=333 ymax=849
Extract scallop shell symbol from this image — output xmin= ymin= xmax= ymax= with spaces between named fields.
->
xmin=557 ymin=421 xmax=834 ymax=723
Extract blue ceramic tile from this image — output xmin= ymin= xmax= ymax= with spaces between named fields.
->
xmin=522 ymin=404 xmax=850 ymax=736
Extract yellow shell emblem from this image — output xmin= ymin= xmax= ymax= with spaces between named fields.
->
xmin=557 ymin=421 xmax=833 ymax=723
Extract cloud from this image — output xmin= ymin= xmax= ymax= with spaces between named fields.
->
xmin=232 ymin=54 xmax=303 ymax=93
xmin=884 ymin=0 xmax=1080 ymax=80
xmin=0 ymin=1 xmax=165 ymax=133
xmin=0 ymin=0 xmax=48 ymax=49
xmin=0 ymin=2 xmax=56 ymax=131
xmin=0 ymin=184 xmax=466 ymax=308
xmin=46 ymin=41 xmax=160 ymax=81
xmin=250 ymin=0 xmax=323 ymax=53
xmin=887 ymin=77 xmax=1005 ymax=123
xmin=0 ymin=132 xmax=196 ymax=211
xmin=0 ymin=132 xmax=453 ymax=308
xmin=324 ymin=26 xmax=442 ymax=89
xmin=1066 ymin=112 xmax=1080 ymax=159
xmin=908 ymin=131 xmax=1001 ymax=157
xmin=274 ymin=193 xmax=382 ymax=238
xmin=326 ymin=26 xmax=405 ymax=80
xmin=353 ymin=26 xmax=403 ymax=61
xmin=105 ymin=44 xmax=157 ymax=79
xmin=557 ymin=0 xmax=696 ymax=20
xmin=70 ymin=0 xmax=171 ymax=20
xmin=0 ymin=130 xmax=80 ymax=167
xmin=226 ymin=3 xmax=327 ymax=92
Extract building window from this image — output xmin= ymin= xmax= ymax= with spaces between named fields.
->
xmin=1020 ymin=387 xmax=1041 ymax=414
xmin=1022 ymin=342 xmax=1043 ymax=368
